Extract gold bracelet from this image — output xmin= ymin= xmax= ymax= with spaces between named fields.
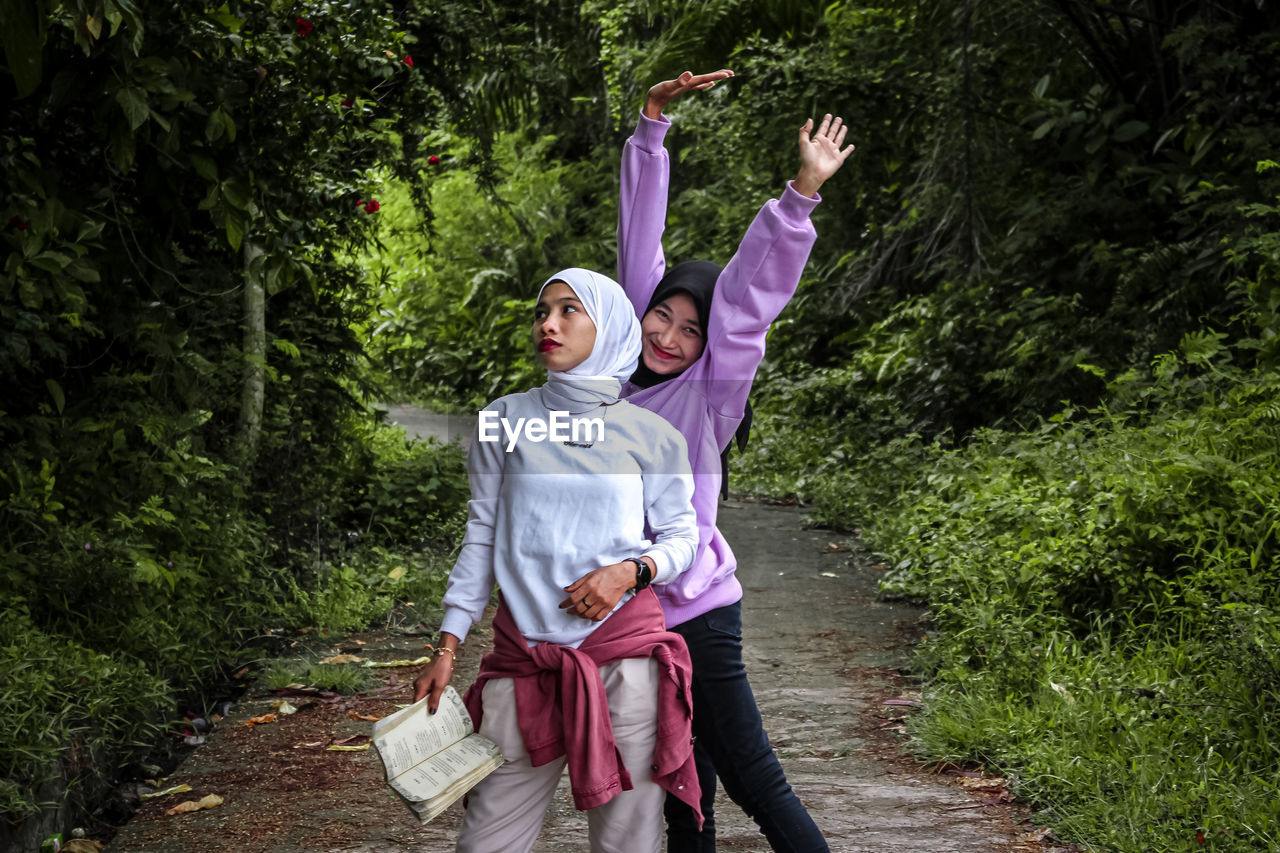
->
xmin=432 ymin=646 xmax=455 ymax=660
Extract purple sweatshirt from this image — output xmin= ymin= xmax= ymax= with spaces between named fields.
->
xmin=618 ymin=113 xmax=820 ymax=629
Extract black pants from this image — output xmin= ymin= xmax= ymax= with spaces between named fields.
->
xmin=664 ymin=601 xmax=830 ymax=852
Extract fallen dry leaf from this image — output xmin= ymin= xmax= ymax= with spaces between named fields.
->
xmin=63 ymin=840 xmax=105 ymax=852
xmin=271 ymin=700 xmax=299 ymax=715
xmin=326 ymin=743 xmax=371 ymax=752
xmin=1020 ymin=827 xmax=1059 ymax=843
xmin=364 ymin=655 xmax=431 ymax=668
xmin=320 ymin=653 xmax=366 ymax=665
xmin=348 ymin=711 xmax=382 ymax=722
xmin=330 ymin=734 xmax=370 ymax=746
xmin=165 ymin=793 xmax=224 ymax=816
xmin=242 ymin=713 xmax=277 ymax=727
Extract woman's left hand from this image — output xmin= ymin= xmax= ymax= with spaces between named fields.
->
xmin=560 ymin=562 xmax=636 ymax=621
xmin=793 ymin=114 xmax=856 ymax=198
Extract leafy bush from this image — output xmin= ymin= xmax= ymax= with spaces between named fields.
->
xmin=737 ymin=333 xmax=1280 ymax=849
xmin=0 ymin=609 xmax=171 ymax=819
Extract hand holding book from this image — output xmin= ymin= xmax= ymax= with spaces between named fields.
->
xmin=371 ymin=686 xmax=504 ymax=822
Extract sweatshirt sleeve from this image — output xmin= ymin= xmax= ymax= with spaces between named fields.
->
xmin=701 ymin=181 xmax=821 ymax=445
xmin=438 ymin=408 xmax=505 ymax=643
xmin=638 ymin=424 xmax=698 ymax=584
xmin=618 ymin=111 xmax=673 ymax=318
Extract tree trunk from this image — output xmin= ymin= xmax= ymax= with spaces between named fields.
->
xmin=239 ymin=240 xmax=265 ymax=467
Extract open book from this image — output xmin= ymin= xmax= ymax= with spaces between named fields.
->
xmin=371 ymin=686 xmax=505 ymax=822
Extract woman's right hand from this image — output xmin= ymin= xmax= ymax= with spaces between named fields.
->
xmin=644 ymin=69 xmax=734 ymax=119
xmin=412 ymin=639 xmax=459 ymax=713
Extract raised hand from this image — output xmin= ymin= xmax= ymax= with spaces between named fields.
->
xmin=644 ymin=69 xmax=735 ymax=119
xmin=794 ymin=114 xmax=856 ymax=198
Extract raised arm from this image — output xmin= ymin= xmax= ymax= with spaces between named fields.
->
xmin=618 ymin=70 xmax=734 ymax=316
xmin=699 ymin=114 xmax=856 ymax=446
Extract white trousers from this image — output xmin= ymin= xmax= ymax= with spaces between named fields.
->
xmin=456 ymin=656 xmax=663 ymax=853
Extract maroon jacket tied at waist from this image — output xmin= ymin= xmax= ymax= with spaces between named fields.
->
xmin=463 ymin=588 xmax=702 ymax=821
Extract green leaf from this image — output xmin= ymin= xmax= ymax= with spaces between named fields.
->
xmin=189 ymin=155 xmax=218 ymax=181
xmin=221 ymin=179 xmax=251 ymax=211
xmin=206 ymin=107 xmax=236 ymax=143
xmin=46 ymin=379 xmax=65 ymax=414
xmin=66 ymin=260 xmax=101 ymax=283
xmin=107 ymin=0 xmax=145 ymax=53
xmin=209 ymin=5 xmax=242 ymax=33
xmin=116 ymin=86 xmax=150 ymax=131
xmin=197 ymin=182 xmax=220 ymax=211
xmin=225 ymin=212 xmax=245 ymax=251
xmin=1112 ymin=121 xmax=1148 ymax=143
xmin=110 ymin=122 xmax=136 ymax=172
xmin=29 ymin=252 xmax=72 ymax=274
xmin=0 ymin=0 xmax=47 ymax=98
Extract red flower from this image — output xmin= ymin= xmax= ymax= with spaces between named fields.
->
xmin=295 ymin=18 xmax=314 ymax=36
xmin=428 ymin=155 xmax=440 ymax=165
xmin=357 ymin=199 xmax=380 ymax=213
xmin=1196 ymin=830 xmax=1206 ymax=845
xmin=341 ymin=97 xmax=353 ymax=109
xmin=7 ymin=216 xmax=30 ymax=231
xmin=402 ymin=55 xmax=414 ymax=67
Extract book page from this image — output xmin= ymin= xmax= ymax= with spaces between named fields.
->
xmin=371 ymin=687 xmax=473 ymax=779
xmin=386 ymin=734 xmax=504 ymax=803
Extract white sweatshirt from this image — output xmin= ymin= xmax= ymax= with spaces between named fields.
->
xmin=439 ymin=388 xmax=698 ymax=648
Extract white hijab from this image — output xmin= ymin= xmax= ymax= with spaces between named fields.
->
xmin=535 ymin=268 xmax=640 ymax=414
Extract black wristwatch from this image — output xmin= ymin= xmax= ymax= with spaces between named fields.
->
xmin=627 ymin=557 xmax=652 ymax=591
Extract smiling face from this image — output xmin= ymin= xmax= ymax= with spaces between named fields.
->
xmin=640 ymin=291 xmax=705 ymax=375
xmin=532 ymin=281 xmax=597 ymax=372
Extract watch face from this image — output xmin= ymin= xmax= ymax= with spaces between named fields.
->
xmin=632 ymin=559 xmax=652 ymax=589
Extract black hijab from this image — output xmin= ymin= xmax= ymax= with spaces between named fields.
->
xmin=629 ymin=261 xmax=754 ymax=500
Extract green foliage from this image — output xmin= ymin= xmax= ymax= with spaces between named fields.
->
xmin=737 ymin=309 xmax=1280 ymax=848
xmin=0 ymin=0 xmax=470 ymax=824
xmin=0 ymin=609 xmax=171 ymax=819
xmin=261 ymin=660 xmax=371 ymax=695
xmin=363 ymin=134 xmax=616 ymax=407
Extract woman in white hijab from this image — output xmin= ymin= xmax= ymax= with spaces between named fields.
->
xmin=413 ymin=268 xmax=703 ymax=853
